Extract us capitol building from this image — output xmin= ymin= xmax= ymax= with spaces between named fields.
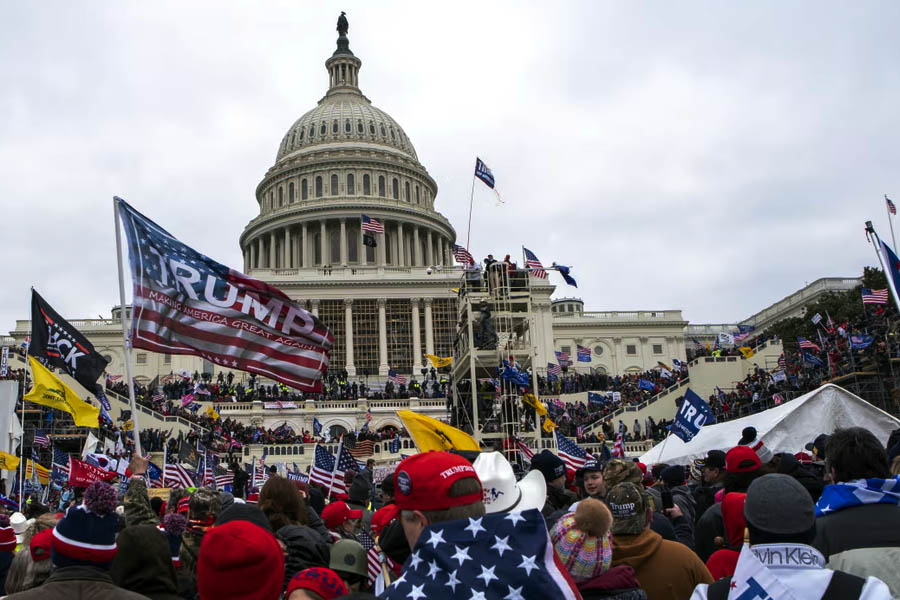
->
xmin=10 ymin=17 xmax=853 ymax=390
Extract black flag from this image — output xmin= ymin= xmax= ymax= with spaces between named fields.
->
xmin=363 ymin=233 xmax=377 ymax=247
xmin=30 ymin=289 xmax=109 ymax=391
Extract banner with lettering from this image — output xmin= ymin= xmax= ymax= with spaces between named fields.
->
xmin=68 ymin=457 xmax=117 ymax=487
xmin=668 ymin=388 xmax=715 ymax=443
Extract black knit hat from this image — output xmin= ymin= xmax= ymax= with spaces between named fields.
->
xmin=214 ymin=503 xmax=272 ymax=532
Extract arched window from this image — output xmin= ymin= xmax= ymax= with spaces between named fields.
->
xmin=357 ymin=120 xmax=364 ymax=133
xmin=301 ymin=179 xmax=308 ymax=200
xmin=268 ymin=191 xmax=273 ymax=210
xmin=380 ymin=124 xmax=386 ymax=137
xmin=415 ymin=185 xmax=420 ymax=204
xmin=378 ymin=176 xmax=385 ymax=197
xmin=390 ymin=127 xmax=395 ymax=140
xmin=278 ymin=187 xmax=284 ymax=206
xmin=290 ymin=131 xmax=296 ymax=146
xmin=344 ymin=119 xmax=351 ymax=133
xmin=404 ymin=181 xmax=410 ymax=202
xmin=330 ymin=174 xmax=339 ymax=196
xmin=347 ymin=173 xmax=355 ymax=195
xmin=332 ymin=119 xmax=338 ymax=134
xmin=310 ymin=124 xmax=316 ymax=138
xmin=299 ymin=128 xmax=304 ymax=141
xmin=369 ymin=122 xmax=376 ymax=135
xmin=315 ymin=176 xmax=323 ymax=197
xmin=392 ymin=178 xmax=399 ymax=199
xmin=289 ymin=182 xmax=295 ymax=203
xmin=363 ymin=174 xmax=371 ymax=195
xmin=320 ymin=123 xmax=326 ymax=135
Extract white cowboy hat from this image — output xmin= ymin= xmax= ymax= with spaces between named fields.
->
xmin=473 ymin=451 xmax=546 ymax=514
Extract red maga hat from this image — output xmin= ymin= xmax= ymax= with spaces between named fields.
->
xmin=393 ymin=451 xmax=482 ymax=512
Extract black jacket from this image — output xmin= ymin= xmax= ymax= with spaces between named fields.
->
xmin=110 ymin=525 xmax=182 ymax=600
xmin=278 ymin=525 xmax=331 ymax=591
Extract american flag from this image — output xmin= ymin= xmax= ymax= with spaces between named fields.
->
xmin=515 ymin=438 xmax=535 ymax=462
xmin=555 ymin=431 xmax=588 ymax=471
xmin=772 ymin=393 xmax=785 ymax=405
xmin=452 ymin=244 xmax=475 ymax=266
xmin=523 ymin=247 xmax=547 ymax=279
xmin=348 ymin=439 xmax=375 ymax=458
xmin=33 ymin=429 xmax=50 ymax=448
xmin=554 ymin=351 xmax=571 ymax=366
xmin=733 ymin=332 xmax=749 ymax=343
xmin=152 ymin=392 xmax=165 ymax=403
xmin=546 ymin=363 xmax=562 ymax=377
xmin=116 ymin=198 xmax=333 ymax=393
xmin=797 ymin=337 xmax=821 ymax=352
xmin=777 ymin=353 xmax=786 ymax=369
xmin=107 ymin=374 xmax=123 ymax=383
xmin=888 ymin=195 xmax=897 ymax=216
xmin=359 ymin=529 xmax=383 ymax=584
xmin=387 ymin=369 xmax=407 ymax=386
xmin=147 ymin=462 xmax=165 ymax=487
xmin=203 ymin=455 xmax=216 ymax=487
xmin=612 ymin=433 xmax=625 ymax=458
xmin=309 ymin=445 xmax=347 ymax=496
xmin=379 ymin=509 xmax=578 ymax=600
xmin=576 ymin=345 xmax=591 ymax=362
xmin=215 ymin=473 xmax=234 ymax=488
xmin=253 ymin=453 xmax=269 ymax=486
xmin=862 ymin=288 xmax=889 ymax=305
xmin=164 ymin=463 xmax=195 ymax=489
xmin=361 ymin=214 xmax=384 ymax=234
xmin=52 ymin=447 xmax=70 ymax=480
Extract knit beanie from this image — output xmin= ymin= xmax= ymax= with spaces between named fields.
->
xmin=0 ymin=515 xmax=16 ymax=553
xmin=197 ymin=520 xmax=284 ymax=600
xmin=161 ymin=512 xmax=187 ymax=567
xmin=51 ymin=481 xmax=119 ymax=568
xmin=550 ymin=498 xmax=613 ymax=583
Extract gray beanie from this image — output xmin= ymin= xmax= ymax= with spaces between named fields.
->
xmin=744 ymin=473 xmax=814 ymax=535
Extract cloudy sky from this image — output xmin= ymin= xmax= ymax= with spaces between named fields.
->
xmin=2 ymin=1 xmax=899 ymax=335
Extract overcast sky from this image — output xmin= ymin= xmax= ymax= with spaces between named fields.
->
xmin=2 ymin=1 xmax=899 ymax=335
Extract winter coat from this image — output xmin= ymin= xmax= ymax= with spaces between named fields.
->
xmin=694 ymin=503 xmax=725 ymax=562
xmin=776 ymin=453 xmax=825 ymax=502
xmin=278 ymin=525 xmax=331 ymax=591
xmin=578 ymin=565 xmax=647 ymax=600
xmin=110 ymin=525 xmax=182 ymax=600
xmin=703 ymin=493 xmax=746 ymax=580
xmin=4 ymin=565 xmax=151 ymax=600
xmin=814 ymin=502 xmax=900 ymax=599
xmin=306 ymin=506 xmax=331 ymax=544
xmin=611 ymin=529 xmax=713 ymax=600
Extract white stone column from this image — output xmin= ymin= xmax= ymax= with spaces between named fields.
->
xmin=438 ymin=237 xmax=445 ymax=266
xmin=413 ymin=227 xmax=421 ymax=267
xmin=424 ymin=298 xmax=434 ymax=355
xmin=302 ymin=223 xmax=310 ymax=268
xmin=359 ymin=218 xmax=367 ymax=266
xmin=249 ymin=242 xmax=256 ymax=271
xmin=269 ymin=231 xmax=276 ymax=268
xmin=411 ymin=298 xmax=422 ymax=371
xmin=378 ymin=228 xmax=387 ymax=266
xmin=293 ymin=227 xmax=301 ymax=268
xmin=426 ymin=230 xmax=434 ymax=266
xmin=256 ymin=238 xmax=263 ymax=269
xmin=397 ymin=222 xmax=405 ymax=266
xmin=344 ymin=298 xmax=355 ymax=376
xmin=311 ymin=299 xmax=319 ymax=318
xmin=377 ymin=298 xmax=388 ymax=375
xmin=340 ymin=219 xmax=348 ymax=266
xmin=639 ymin=336 xmax=649 ymax=371
xmin=283 ymin=228 xmax=290 ymax=268
xmin=320 ymin=221 xmax=327 ymax=266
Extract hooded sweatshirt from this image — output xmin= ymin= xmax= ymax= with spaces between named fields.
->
xmin=704 ymin=492 xmax=746 ymax=580
xmin=612 ymin=528 xmax=713 ymax=600
xmin=110 ymin=525 xmax=182 ymax=600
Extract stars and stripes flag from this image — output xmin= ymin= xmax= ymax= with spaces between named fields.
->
xmin=546 ymin=363 xmax=562 ymax=377
xmin=888 ymin=195 xmax=897 ymax=216
xmin=361 ymin=214 xmax=384 ymax=234
xmin=116 ymin=198 xmax=333 ymax=393
xmin=452 ymin=244 xmax=475 ymax=266
xmin=797 ymin=337 xmax=821 ymax=352
xmin=309 ymin=445 xmax=347 ymax=496
xmin=576 ymin=345 xmax=591 ymax=362
xmin=33 ymin=429 xmax=50 ymax=448
xmin=164 ymin=463 xmax=195 ymax=489
xmin=338 ymin=443 xmax=366 ymax=472
xmin=215 ymin=473 xmax=234 ymax=488
xmin=147 ymin=462 xmax=164 ymax=488
xmin=554 ymin=351 xmax=571 ymax=366
xmin=612 ymin=433 xmax=625 ymax=458
xmin=379 ymin=509 xmax=579 ymax=600
xmin=52 ymin=447 xmax=70 ymax=480
xmin=555 ymin=431 xmax=588 ymax=471
xmin=358 ymin=529 xmax=382 ymax=585
xmin=387 ymin=369 xmax=407 ymax=386
xmin=862 ymin=288 xmax=889 ymax=305
xmin=523 ymin=247 xmax=547 ymax=279
xmin=203 ymin=456 xmax=216 ymax=487
xmin=515 ymin=438 xmax=535 ymax=463
xmin=348 ymin=440 xmax=375 ymax=458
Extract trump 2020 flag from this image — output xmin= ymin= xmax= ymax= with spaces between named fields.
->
xmin=116 ymin=198 xmax=333 ymax=392
xmin=669 ymin=388 xmax=715 ymax=443
xmin=474 ymin=157 xmax=495 ymax=189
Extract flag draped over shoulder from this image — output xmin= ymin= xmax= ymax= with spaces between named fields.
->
xmin=116 ymin=199 xmax=333 ymax=392
xmin=24 ymin=357 xmax=100 ymax=427
xmin=30 ymin=290 xmax=109 ymax=392
xmin=397 ymin=410 xmax=479 ymax=452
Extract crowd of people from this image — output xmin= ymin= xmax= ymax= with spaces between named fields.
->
xmin=3 ymin=423 xmax=899 ymax=599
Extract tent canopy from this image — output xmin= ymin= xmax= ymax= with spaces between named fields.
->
xmin=639 ymin=384 xmax=900 ymax=466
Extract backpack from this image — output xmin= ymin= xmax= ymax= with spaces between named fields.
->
xmin=706 ymin=570 xmax=865 ymax=600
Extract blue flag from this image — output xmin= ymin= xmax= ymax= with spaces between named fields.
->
xmin=500 ymin=362 xmax=530 ymax=387
xmin=554 ymin=263 xmax=577 ymax=287
xmin=850 ymin=335 xmax=875 ymax=350
xmin=147 ymin=461 xmax=163 ymax=485
xmin=668 ymin=388 xmax=715 ymax=443
xmin=881 ymin=238 xmax=900 ymax=305
xmin=389 ymin=437 xmax=401 ymax=453
xmin=474 ymin=157 xmax=495 ymax=189
xmin=802 ymin=351 xmax=825 ymax=368
xmin=313 ymin=417 xmax=322 ymax=436
xmin=638 ymin=378 xmax=656 ymax=392
xmin=737 ymin=324 xmax=755 ymax=334
xmin=587 ymin=392 xmax=609 ymax=407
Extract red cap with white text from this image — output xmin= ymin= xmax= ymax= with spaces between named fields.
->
xmin=393 ymin=451 xmax=482 ymax=512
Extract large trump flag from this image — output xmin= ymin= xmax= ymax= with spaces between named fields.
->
xmin=116 ymin=198 xmax=333 ymax=392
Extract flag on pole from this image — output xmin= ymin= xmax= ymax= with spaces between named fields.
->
xmin=797 ymin=337 xmax=821 ymax=351
xmin=313 ymin=417 xmax=322 ymax=437
xmin=554 ymin=350 xmax=571 ymax=366
xmin=309 ymin=445 xmax=345 ymax=495
xmin=361 ymin=214 xmax=384 ymax=234
xmin=515 ymin=438 xmax=535 ymax=462
xmin=555 ymin=431 xmax=589 ymax=471
xmin=547 ymin=362 xmax=562 ymax=377
xmin=29 ymin=290 xmax=110 ymax=392
xmin=474 ymin=157 xmax=495 ymax=189
xmin=612 ymin=433 xmax=625 ymax=458
xmin=553 ymin=263 xmax=577 ymax=287
xmin=164 ymin=463 xmax=195 ymax=489
xmin=387 ymin=369 xmax=406 ymax=386
xmin=888 ymin=194 xmax=897 ymax=215
xmin=523 ymin=247 xmax=547 ymax=278
xmin=33 ymin=429 xmax=50 ymax=448
xmin=668 ymin=388 xmax=715 ymax=443
xmin=810 ymin=313 xmax=822 ymax=325
xmin=451 ymin=244 xmax=475 ymax=266
xmin=576 ymin=345 xmax=591 ymax=362
xmin=862 ymin=288 xmax=889 ymax=305
xmin=115 ymin=198 xmax=333 ymax=393
xmin=24 ymin=357 xmax=100 ymax=427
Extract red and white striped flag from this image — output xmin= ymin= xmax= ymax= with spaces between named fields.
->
xmin=515 ymin=438 xmax=535 ymax=462
xmin=523 ymin=247 xmax=547 ymax=278
xmin=887 ymin=194 xmax=897 ymax=216
xmin=116 ymin=198 xmax=333 ymax=393
xmin=164 ymin=463 xmax=195 ymax=489
xmin=612 ymin=433 xmax=625 ymax=458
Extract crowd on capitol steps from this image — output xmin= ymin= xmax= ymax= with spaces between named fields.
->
xmin=0 ymin=423 xmax=897 ymax=599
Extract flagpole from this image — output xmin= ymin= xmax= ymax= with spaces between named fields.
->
xmin=887 ymin=195 xmax=899 ymax=256
xmin=465 ymin=171 xmax=476 ymax=250
xmin=328 ymin=435 xmax=343 ymax=502
xmin=523 ymin=246 xmax=542 ymax=447
xmin=18 ymin=293 xmax=34 ymax=511
xmin=865 ymin=222 xmax=900 ymax=314
xmin=113 ymin=198 xmax=143 ymax=456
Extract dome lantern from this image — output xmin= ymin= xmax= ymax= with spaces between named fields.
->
xmin=325 ymin=13 xmax=362 ymax=98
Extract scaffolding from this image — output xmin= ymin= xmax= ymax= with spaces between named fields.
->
xmin=450 ymin=261 xmax=544 ymax=458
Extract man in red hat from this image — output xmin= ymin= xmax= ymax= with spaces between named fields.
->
xmin=320 ymin=501 xmax=362 ymax=541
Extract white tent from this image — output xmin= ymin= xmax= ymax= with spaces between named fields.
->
xmin=639 ymin=383 xmax=900 ymax=466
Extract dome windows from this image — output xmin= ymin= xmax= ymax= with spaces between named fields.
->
xmin=389 ymin=127 xmax=395 ymax=141
xmin=357 ymin=119 xmax=364 ymax=133
xmin=320 ymin=123 xmax=327 ymax=135
xmin=405 ymin=181 xmax=410 ymax=202
xmin=380 ymin=124 xmax=386 ymax=137
xmin=290 ymin=131 xmax=296 ymax=146
xmin=278 ymin=187 xmax=284 ymax=206
xmin=315 ymin=176 xmax=323 ymax=198
xmin=310 ymin=124 xmax=316 ymax=138
xmin=330 ymin=174 xmax=339 ymax=196
xmin=289 ymin=182 xmax=295 ymax=203
xmin=392 ymin=178 xmax=399 ymax=199
xmin=302 ymin=179 xmax=308 ymax=200
xmin=378 ymin=176 xmax=385 ymax=197
xmin=415 ymin=185 xmax=420 ymax=204
xmin=299 ymin=129 xmax=304 ymax=141
xmin=347 ymin=173 xmax=355 ymax=195
xmin=363 ymin=174 xmax=371 ymax=195
xmin=332 ymin=119 xmax=338 ymax=134
xmin=345 ymin=119 xmax=351 ymax=133
xmin=369 ymin=122 xmax=376 ymax=135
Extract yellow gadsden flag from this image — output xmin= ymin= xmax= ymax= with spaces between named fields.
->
xmin=25 ymin=356 xmax=100 ymax=427
xmin=205 ymin=405 xmax=220 ymax=420
xmin=397 ymin=410 xmax=480 ymax=452
xmin=0 ymin=452 xmax=20 ymax=471
xmin=522 ymin=393 xmax=548 ymax=416
xmin=542 ymin=417 xmax=557 ymax=433
xmin=738 ymin=346 xmax=755 ymax=359
xmin=424 ymin=354 xmax=453 ymax=369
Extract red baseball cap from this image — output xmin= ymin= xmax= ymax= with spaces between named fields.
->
xmin=725 ymin=446 xmax=761 ymax=473
xmin=321 ymin=501 xmax=363 ymax=530
xmin=285 ymin=567 xmax=348 ymax=600
xmin=370 ymin=504 xmax=399 ymax=536
xmin=30 ymin=529 xmax=53 ymax=562
xmin=393 ymin=451 xmax=482 ymax=512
